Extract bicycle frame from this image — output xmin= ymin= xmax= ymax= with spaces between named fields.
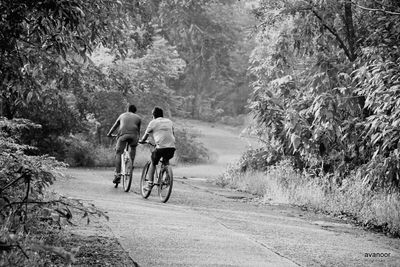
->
xmin=139 ymin=141 xmax=174 ymax=202
xmin=121 ymin=143 xmax=130 ymax=168
xmin=109 ymin=134 xmax=134 ymax=192
xmin=152 ymin=161 xmax=169 ymax=186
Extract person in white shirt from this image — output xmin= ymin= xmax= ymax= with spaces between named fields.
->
xmin=139 ymin=107 xmax=175 ymax=190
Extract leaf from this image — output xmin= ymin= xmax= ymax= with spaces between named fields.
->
xmin=26 ymin=92 xmax=33 ymax=104
xmin=291 ymin=133 xmax=301 ymax=151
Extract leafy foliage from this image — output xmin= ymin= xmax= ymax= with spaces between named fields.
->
xmin=0 ymin=118 xmax=107 ymax=265
xmin=92 ymin=36 xmax=186 ymax=118
xmin=0 ymin=0 xmax=155 ymax=119
xmin=248 ymin=0 xmax=400 ymax=191
xmin=174 ymin=127 xmax=209 ymax=163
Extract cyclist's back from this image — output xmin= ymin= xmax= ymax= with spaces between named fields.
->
xmin=146 ymin=117 xmax=175 ymax=149
xmin=107 ymin=104 xmax=141 ymax=184
xmin=139 ymin=106 xmax=175 ymax=190
xmin=118 ymin=111 xmax=141 ymax=138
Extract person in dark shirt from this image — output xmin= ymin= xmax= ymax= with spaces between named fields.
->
xmin=107 ymin=104 xmax=141 ymax=184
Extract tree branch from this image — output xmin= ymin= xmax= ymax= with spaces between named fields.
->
xmin=310 ymin=9 xmax=353 ymax=61
xmin=0 ymin=168 xmax=24 ymax=193
xmin=2 ymin=199 xmax=108 ymax=220
xmin=353 ymin=2 xmax=400 ymax=15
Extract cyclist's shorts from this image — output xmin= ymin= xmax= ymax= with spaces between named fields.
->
xmin=151 ymin=148 xmax=175 ymax=165
xmin=116 ymin=134 xmax=139 ymax=153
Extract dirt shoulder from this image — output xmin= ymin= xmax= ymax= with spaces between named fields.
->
xmin=41 ymin=216 xmax=136 ymax=266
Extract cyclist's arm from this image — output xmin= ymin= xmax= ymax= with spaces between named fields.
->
xmin=139 ymin=133 xmax=149 ymax=143
xmin=107 ymin=118 xmax=120 ymax=136
xmin=139 ymin=121 xmax=154 ymax=143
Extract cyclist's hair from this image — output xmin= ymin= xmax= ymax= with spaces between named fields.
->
xmin=128 ymin=104 xmax=137 ymax=113
xmin=152 ymin=107 xmax=163 ymax=118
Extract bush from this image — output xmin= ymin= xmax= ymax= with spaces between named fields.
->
xmin=59 ymin=135 xmax=95 ymax=167
xmin=174 ymin=127 xmax=209 ymax=164
xmin=233 ymin=147 xmax=282 ymax=173
xmin=0 ymin=118 xmax=107 ymax=265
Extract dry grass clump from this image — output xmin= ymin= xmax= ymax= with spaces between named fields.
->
xmin=217 ymin=160 xmax=400 ymax=236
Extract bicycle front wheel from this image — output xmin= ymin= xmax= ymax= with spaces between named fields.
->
xmin=158 ymin=166 xmax=173 ymax=203
xmin=122 ymin=154 xmax=133 ymax=192
xmin=140 ymin=161 xmax=152 ymax=198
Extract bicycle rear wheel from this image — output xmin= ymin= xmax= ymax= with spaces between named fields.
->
xmin=140 ymin=161 xmax=152 ymax=198
xmin=158 ymin=166 xmax=173 ymax=203
xmin=122 ymin=153 xmax=133 ymax=192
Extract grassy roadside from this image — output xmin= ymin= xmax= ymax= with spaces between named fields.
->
xmin=1 ymin=214 xmax=136 ymax=266
xmin=45 ymin=219 xmax=137 ymax=267
xmin=216 ymin=160 xmax=400 ymax=237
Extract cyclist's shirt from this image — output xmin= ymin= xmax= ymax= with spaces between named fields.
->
xmin=145 ymin=117 xmax=175 ymax=149
xmin=117 ymin=112 xmax=141 ymax=136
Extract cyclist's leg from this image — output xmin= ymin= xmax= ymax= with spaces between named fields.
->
xmin=114 ymin=136 xmax=126 ymax=182
xmin=128 ymin=136 xmax=139 ymax=162
xmin=161 ymin=148 xmax=176 ymax=165
xmin=146 ymin=149 xmax=162 ymax=187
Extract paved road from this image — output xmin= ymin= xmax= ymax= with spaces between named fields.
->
xmin=53 ymin=121 xmax=400 ymax=266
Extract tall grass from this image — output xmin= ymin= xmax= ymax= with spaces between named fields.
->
xmin=217 ymin=160 xmax=400 ymax=236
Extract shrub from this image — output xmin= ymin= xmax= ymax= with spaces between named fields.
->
xmin=92 ymin=145 xmax=115 ymax=167
xmin=59 ymin=135 xmax=95 ymax=167
xmin=0 ymin=117 xmax=107 ymax=265
xmin=174 ymin=127 xmax=209 ymax=164
xmin=233 ymin=147 xmax=282 ymax=173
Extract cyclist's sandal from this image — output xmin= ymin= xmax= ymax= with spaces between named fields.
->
xmin=144 ymin=181 xmax=153 ymax=191
xmin=113 ymin=174 xmax=121 ymax=184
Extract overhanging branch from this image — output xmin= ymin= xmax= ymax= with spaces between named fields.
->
xmin=311 ymin=9 xmax=353 ymax=61
xmin=353 ymin=2 xmax=400 ymax=15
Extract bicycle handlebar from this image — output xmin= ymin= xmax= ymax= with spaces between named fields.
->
xmin=139 ymin=141 xmax=156 ymax=147
xmin=107 ymin=135 xmax=155 ymax=147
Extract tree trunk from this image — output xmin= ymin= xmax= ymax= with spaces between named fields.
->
xmin=343 ymin=0 xmax=357 ymax=61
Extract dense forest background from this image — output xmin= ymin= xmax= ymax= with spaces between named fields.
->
xmin=0 ymin=0 xmax=257 ymax=165
xmin=1 ymin=0 xmax=400 ymax=264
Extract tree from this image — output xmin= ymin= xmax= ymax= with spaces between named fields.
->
xmin=248 ymin=0 xmax=400 ymax=191
xmin=0 ymin=0 xmax=155 ymax=119
xmin=158 ymin=0 xmax=254 ymax=119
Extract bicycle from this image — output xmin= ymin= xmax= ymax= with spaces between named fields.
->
xmin=139 ymin=142 xmax=173 ymax=203
xmin=110 ymin=135 xmax=134 ymax=192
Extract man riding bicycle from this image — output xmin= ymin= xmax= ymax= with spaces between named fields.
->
xmin=139 ymin=106 xmax=175 ymax=190
xmin=107 ymin=104 xmax=141 ymax=184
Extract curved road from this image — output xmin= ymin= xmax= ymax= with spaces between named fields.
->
xmin=53 ymin=120 xmax=400 ymax=267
